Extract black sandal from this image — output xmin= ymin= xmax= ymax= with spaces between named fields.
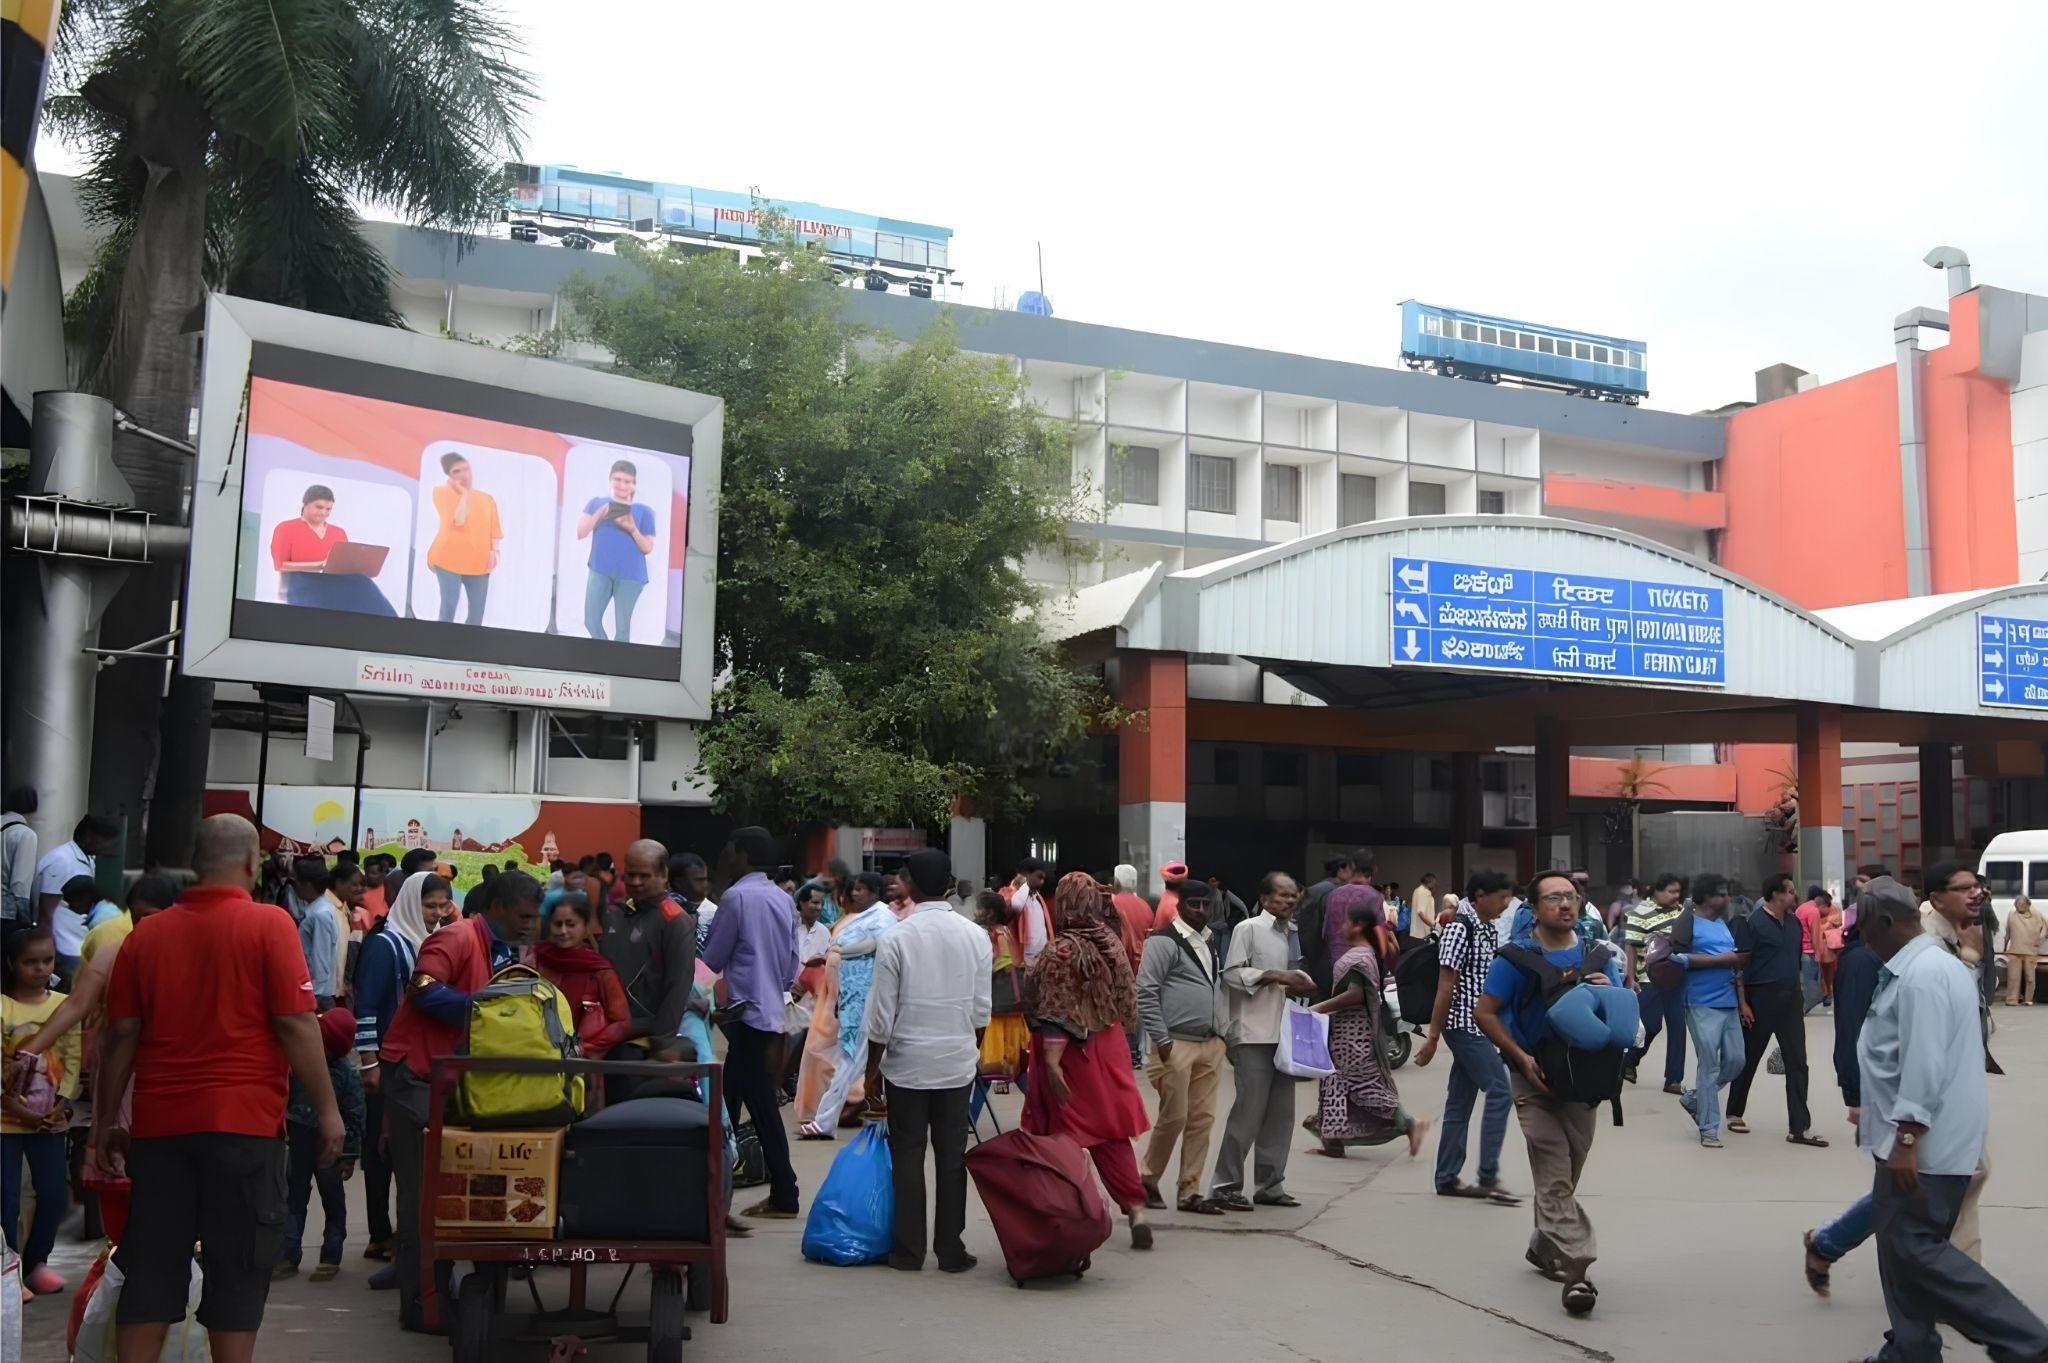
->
xmin=1787 ymin=1132 xmax=1830 ymax=1147
xmin=1563 ymin=1279 xmax=1597 ymax=1316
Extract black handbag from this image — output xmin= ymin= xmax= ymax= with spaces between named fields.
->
xmin=732 ymin=1121 xmax=768 ymax=1188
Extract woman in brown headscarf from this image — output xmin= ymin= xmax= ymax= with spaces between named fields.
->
xmin=1021 ymin=871 xmax=1155 ymax=1248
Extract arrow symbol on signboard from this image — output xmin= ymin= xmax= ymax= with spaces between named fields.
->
xmin=1986 ymin=679 xmax=2005 ymax=698
xmin=1984 ymin=651 xmax=2005 ymax=668
xmin=1395 ymin=599 xmax=1428 ymax=625
xmin=1402 ymin=630 xmax=1421 ymax=660
xmin=1397 ymin=563 xmax=1428 ymax=593
xmin=1984 ymin=620 xmax=2004 ymax=639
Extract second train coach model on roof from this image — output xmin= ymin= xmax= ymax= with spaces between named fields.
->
xmin=1400 ymin=301 xmax=1648 ymax=404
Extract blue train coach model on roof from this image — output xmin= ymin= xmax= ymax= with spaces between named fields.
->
xmin=1400 ymin=301 xmax=1647 ymax=405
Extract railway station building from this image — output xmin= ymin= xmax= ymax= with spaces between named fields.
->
xmin=31 ymin=169 xmax=2048 ymax=892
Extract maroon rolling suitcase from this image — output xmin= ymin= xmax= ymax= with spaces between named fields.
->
xmin=963 ymin=1129 xmax=1112 ymax=1286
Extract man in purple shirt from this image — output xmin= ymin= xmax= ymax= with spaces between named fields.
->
xmin=1321 ymin=850 xmax=1382 ymax=990
xmin=701 ymin=825 xmax=801 ymax=1217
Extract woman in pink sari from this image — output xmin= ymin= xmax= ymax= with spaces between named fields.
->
xmin=1021 ymin=872 xmax=1155 ymax=1249
xmin=1306 ymin=885 xmax=1428 ymax=1160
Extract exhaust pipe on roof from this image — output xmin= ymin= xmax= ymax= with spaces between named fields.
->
xmin=1891 ymin=247 xmax=1977 ymax=597
xmin=1923 ymin=245 xmax=1973 ymax=298
xmin=1894 ymin=304 xmax=1949 ymax=599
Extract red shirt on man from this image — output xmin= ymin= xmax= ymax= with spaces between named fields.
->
xmin=1111 ymin=891 xmax=1153 ymax=971
xmin=103 ymin=883 xmax=315 ymax=1139
xmin=380 ymin=914 xmax=499 ymax=1078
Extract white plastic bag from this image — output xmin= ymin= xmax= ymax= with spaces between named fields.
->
xmin=1275 ymin=1001 xmax=1336 ymax=1078
xmin=74 ymin=1255 xmax=212 ymax=1363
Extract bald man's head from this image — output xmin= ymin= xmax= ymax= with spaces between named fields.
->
xmin=193 ymin=814 xmax=261 ymax=888
xmin=623 ymin=838 xmax=669 ymax=904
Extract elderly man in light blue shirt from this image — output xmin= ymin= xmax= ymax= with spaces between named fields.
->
xmin=1852 ymin=875 xmax=2047 ymax=1363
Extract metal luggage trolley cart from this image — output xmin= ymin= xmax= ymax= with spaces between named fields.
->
xmin=420 ymin=1055 xmax=730 ymax=1362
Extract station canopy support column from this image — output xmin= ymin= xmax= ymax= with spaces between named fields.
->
xmin=1534 ymin=715 xmax=1571 ymax=874
xmin=1919 ymin=743 xmax=1954 ymax=864
xmin=1451 ymin=752 xmax=1482 ymax=892
xmin=1117 ymin=652 xmax=1187 ymax=894
xmin=1797 ymin=703 xmax=1846 ymax=897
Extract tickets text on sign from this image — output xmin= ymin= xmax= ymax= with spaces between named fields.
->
xmin=1978 ymin=614 xmax=2048 ymax=711
xmin=1388 ymin=557 xmax=1727 ymax=687
xmin=354 ymin=657 xmax=613 ymax=708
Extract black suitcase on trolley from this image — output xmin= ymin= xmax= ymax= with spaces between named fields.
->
xmin=558 ymin=1097 xmax=717 ymax=1241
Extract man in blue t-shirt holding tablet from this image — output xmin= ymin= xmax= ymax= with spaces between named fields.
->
xmin=1476 ymin=869 xmax=1621 ymax=1319
xmin=577 ymin=458 xmax=658 ymax=641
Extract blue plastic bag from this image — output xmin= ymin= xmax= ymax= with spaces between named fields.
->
xmin=801 ymin=1122 xmax=894 ymax=1265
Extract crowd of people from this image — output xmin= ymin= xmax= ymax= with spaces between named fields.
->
xmin=3 ymin=802 xmax=2046 ymax=1362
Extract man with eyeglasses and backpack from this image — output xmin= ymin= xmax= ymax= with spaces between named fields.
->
xmin=1475 ymin=870 xmax=1626 ymax=1319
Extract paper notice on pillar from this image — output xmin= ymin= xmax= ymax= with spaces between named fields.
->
xmin=305 ymin=696 xmax=336 ymax=762
xmin=353 ymin=656 xmax=612 ymax=708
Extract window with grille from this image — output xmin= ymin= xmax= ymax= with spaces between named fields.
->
xmin=1263 ymin=463 xmax=1301 ymax=521
xmin=1113 ymin=445 xmax=1159 ymax=506
xmin=548 ymin=715 xmax=653 ymax=760
xmin=1189 ymin=454 xmax=1236 ymax=514
xmin=1479 ymin=489 xmax=1506 ymax=514
xmin=1409 ymin=481 xmax=1447 ymax=516
xmin=1339 ymin=473 xmax=1376 ymax=527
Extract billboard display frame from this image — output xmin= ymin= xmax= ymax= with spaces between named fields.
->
xmin=184 ymin=294 xmax=722 ymax=720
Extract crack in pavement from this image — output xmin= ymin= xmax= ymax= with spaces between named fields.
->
xmin=1162 ymin=1163 xmax=1615 ymax=1363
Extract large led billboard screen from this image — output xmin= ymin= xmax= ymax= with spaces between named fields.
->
xmin=184 ymin=295 xmax=721 ymax=718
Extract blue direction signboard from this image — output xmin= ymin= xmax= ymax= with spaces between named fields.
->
xmin=1978 ymin=613 xmax=2048 ymax=710
xmin=1389 ymin=557 xmax=1727 ymax=687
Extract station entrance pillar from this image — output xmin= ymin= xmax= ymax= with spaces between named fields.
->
xmin=1797 ymin=703 xmax=1846 ymax=896
xmin=1534 ymin=716 xmax=1571 ymax=873
xmin=1451 ymin=751 xmax=1482 ymax=892
xmin=1918 ymin=743 xmax=1954 ymax=864
xmin=1117 ymin=652 xmax=1187 ymax=895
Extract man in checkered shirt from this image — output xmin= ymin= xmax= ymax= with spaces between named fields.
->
xmin=1415 ymin=868 xmax=1519 ymax=1203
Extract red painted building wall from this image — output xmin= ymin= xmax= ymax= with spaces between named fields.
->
xmin=1718 ymin=364 xmax=1908 ymax=609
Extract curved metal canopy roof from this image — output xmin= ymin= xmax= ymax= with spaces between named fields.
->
xmin=1052 ymin=516 xmax=2048 ymax=726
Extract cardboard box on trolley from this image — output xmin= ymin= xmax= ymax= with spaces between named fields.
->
xmin=435 ymin=1127 xmax=566 ymax=1240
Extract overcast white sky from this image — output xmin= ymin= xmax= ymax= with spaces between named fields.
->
xmin=70 ymin=1 xmax=2048 ymax=415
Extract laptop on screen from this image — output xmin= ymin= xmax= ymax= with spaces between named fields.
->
xmin=322 ymin=542 xmax=389 ymax=576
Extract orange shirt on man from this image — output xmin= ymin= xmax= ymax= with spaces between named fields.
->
xmin=104 ymin=883 xmax=315 ymax=1139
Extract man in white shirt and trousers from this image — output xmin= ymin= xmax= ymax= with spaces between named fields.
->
xmin=865 ymin=847 xmax=992 ymax=1274
xmin=1853 ymin=876 xmax=2048 ymax=1363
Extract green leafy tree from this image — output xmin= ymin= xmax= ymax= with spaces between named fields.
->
xmin=564 ymin=227 xmax=1108 ymax=830
xmin=50 ymin=0 xmax=530 ymax=863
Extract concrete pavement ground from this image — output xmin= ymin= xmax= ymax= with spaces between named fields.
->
xmin=23 ymin=1009 xmax=2048 ymax=1361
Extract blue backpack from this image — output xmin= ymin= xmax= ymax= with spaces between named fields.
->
xmin=1395 ymin=899 xmax=1411 ymax=935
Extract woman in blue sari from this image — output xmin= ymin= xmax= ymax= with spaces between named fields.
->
xmin=797 ymin=871 xmax=902 ymax=1139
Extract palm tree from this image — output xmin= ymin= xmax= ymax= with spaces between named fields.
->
xmin=50 ymin=0 xmax=530 ymax=863
xmin=1603 ymin=754 xmax=1672 ymax=881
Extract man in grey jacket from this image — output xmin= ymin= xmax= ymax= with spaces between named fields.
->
xmin=1137 ymin=881 xmax=1229 ymax=1215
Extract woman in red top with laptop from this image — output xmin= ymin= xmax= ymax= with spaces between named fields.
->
xmin=268 ymin=483 xmax=396 ymax=616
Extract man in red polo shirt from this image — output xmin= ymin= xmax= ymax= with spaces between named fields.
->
xmin=381 ymin=869 xmax=543 ymax=1333
xmin=96 ymin=814 xmax=342 ymax=1363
